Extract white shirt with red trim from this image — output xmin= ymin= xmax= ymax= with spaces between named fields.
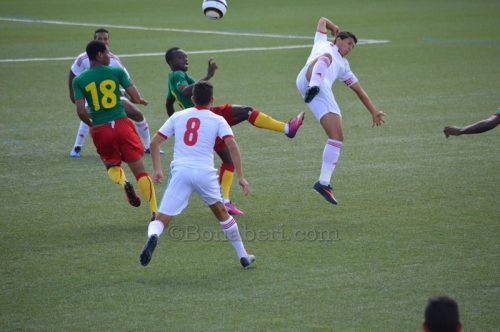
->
xmin=306 ymin=31 xmax=358 ymax=88
xmin=157 ymin=106 xmax=234 ymax=169
xmin=70 ymin=51 xmax=130 ymax=77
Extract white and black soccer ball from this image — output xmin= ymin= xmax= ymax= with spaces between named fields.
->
xmin=202 ymin=0 xmax=227 ymax=20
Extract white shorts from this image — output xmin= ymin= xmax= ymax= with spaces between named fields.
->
xmin=296 ymin=65 xmax=342 ymax=121
xmin=158 ymin=166 xmax=223 ymax=216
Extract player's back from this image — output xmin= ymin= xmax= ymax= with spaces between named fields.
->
xmin=73 ymin=66 xmax=129 ymax=125
xmin=167 ymin=107 xmax=233 ymax=169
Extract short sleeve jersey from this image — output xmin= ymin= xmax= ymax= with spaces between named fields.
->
xmin=72 ymin=66 xmax=133 ymax=125
xmin=71 ymin=51 xmax=130 ymax=78
xmin=306 ymin=31 xmax=358 ymax=88
xmin=157 ymin=106 xmax=234 ymax=169
xmin=167 ymin=71 xmax=196 ymax=110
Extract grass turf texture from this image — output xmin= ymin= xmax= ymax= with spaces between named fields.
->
xmin=1 ymin=0 xmax=499 ymax=330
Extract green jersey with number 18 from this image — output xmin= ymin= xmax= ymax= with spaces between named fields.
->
xmin=73 ymin=65 xmax=133 ymax=125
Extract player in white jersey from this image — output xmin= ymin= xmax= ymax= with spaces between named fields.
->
xmin=139 ymin=81 xmax=256 ymax=269
xmin=296 ymin=17 xmax=386 ymax=205
xmin=68 ymin=28 xmax=159 ymax=157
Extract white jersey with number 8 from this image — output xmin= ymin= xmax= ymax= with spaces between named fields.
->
xmin=157 ymin=106 xmax=234 ymax=169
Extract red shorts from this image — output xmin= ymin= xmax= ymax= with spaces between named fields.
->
xmin=91 ymin=117 xmax=143 ymax=165
xmin=210 ymin=104 xmax=234 ymax=126
xmin=210 ymin=104 xmax=233 ymax=152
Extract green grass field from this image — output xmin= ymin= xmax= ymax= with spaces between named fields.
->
xmin=1 ymin=0 xmax=499 ymax=331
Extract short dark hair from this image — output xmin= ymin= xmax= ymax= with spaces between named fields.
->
xmin=335 ymin=31 xmax=357 ymax=44
xmin=94 ymin=28 xmax=109 ymax=40
xmin=424 ymin=296 xmax=460 ymax=332
xmin=165 ymin=47 xmax=181 ymax=65
xmin=86 ymin=40 xmax=107 ymax=61
xmin=192 ymin=81 xmax=213 ymax=106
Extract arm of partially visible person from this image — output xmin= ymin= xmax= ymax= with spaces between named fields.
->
xmin=349 ymin=82 xmax=386 ymax=127
xmin=444 ymin=114 xmax=500 ymax=137
xmin=224 ymin=137 xmax=249 ymax=196
xmin=166 ymin=97 xmax=176 ymax=117
xmin=149 ymin=133 xmax=166 ymax=184
xmin=68 ymin=71 xmax=76 ymax=104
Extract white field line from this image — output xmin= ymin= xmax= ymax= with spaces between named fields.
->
xmin=0 ymin=17 xmax=390 ymax=63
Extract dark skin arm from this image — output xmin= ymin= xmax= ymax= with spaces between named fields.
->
xmin=166 ymin=97 xmax=176 ymax=117
xmin=76 ymin=99 xmax=92 ymax=127
xmin=444 ymin=115 xmax=500 ymax=137
xmin=68 ymin=71 xmax=76 ymax=104
xmin=179 ymin=58 xmax=218 ymax=98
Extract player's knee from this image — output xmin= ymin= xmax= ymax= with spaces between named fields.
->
xmin=232 ymin=105 xmax=254 ymax=118
xmin=241 ymin=106 xmax=253 ymax=115
xmin=320 ymin=53 xmax=332 ymax=64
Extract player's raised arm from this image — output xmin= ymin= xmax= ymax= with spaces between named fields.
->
xmin=317 ymin=17 xmax=339 ymax=36
xmin=202 ymin=57 xmax=218 ymax=80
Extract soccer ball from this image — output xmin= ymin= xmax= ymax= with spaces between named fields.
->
xmin=202 ymin=0 xmax=227 ymax=20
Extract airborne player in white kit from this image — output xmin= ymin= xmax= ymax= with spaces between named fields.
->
xmin=296 ymin=17 xmax=386 ymax=205
xmin=140 ymin=81 xmax=256 ymax=269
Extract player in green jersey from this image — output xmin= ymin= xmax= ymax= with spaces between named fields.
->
xmin=164 ymin=47 xmax=305 ymax=215
xmin=72 ymin=40 xmax=158 ymax=221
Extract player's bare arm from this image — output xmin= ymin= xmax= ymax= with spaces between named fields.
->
xmin=166 ymin=97 xmax=176 ymax=117
xmin=149 ymin=134 xmax=166 ymax=184
xmin=349 ymin=82 xmax=386 ymax=127
xmin=317 ymin=17 xmax=339 ymax=36
xmin=203 ymin=57 xmax=218 ymax=80
xmin=444 ymin=115 xmax=500 ymax=137
xmin=68 ymin=71 xmax=76 ymax=104
xmin=75 ymin=99 xmax=92 ymax=127
xmin=225 ymin=137 xmax=249 ymax=196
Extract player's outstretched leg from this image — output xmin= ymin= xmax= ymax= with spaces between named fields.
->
xmin=285 ymin=111 xmax=305 ymax=138
xmin=313 ymin=181 xmax=338 ymax=205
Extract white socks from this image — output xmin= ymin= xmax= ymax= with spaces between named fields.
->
xmin=309 ymin=56 xmax=331 ymax=87
xmin=148 ymin=220 xmax=164 ymax=237
xmin=319 ymin=139 xmax=343 ymax=185
xmin=134 ymin=119 xmax=151 ymax=150
xmin=74 ymin=121 xmax=89 ymax=147
xmin=220 ymin=217 xmax=247 ymax=258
